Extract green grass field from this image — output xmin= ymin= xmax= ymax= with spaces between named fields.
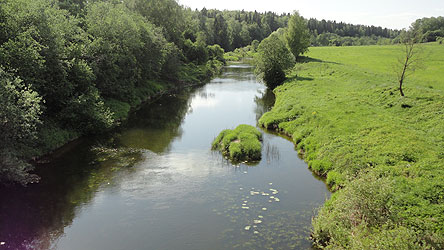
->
xmin=259 ymin=42 xmax=444 ymax=249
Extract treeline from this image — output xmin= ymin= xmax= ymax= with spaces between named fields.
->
xmin=192 ymin=10 xmax=405 ymax=49
xmin=307 ymin=18 xmax=401 ymax=46
xmin=308 ymin=18 xmax=400 ymax=38
xmin=411 ymin=16 xmax=444 ymax=42
xmin=308 ymin=16 xmax=444 ymax=47
xmin=0 ymin=0 xmax=227 ymax=185
xmin=190 ymin=9 xmax=290 ymax=51
xmin=203 ymin=8 xmax=408 ymax=48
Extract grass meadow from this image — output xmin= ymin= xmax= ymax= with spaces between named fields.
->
xmin=259 ymin=42 xmax=444 ymax=249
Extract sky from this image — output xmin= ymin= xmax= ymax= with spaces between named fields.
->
xmin=177 ymin=0 xmax=444 ymax=29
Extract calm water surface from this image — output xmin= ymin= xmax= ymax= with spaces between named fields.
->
xmin=0 ymin=64 xmax=329 ymax=250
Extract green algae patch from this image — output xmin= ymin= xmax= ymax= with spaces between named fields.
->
xmin=212 ymin=124 xmax=263 ymax=162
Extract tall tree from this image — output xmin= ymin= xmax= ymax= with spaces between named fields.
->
xmin=255 ymin=30 xmax=295 ymax=89
xmin=214 ymin=13 xmax=230 ymax=51
xmin=285 ymin=11 xmax=310 ymax=59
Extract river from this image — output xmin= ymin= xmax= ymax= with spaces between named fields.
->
xmin=0 ymin=63 xmax=329 ymax=250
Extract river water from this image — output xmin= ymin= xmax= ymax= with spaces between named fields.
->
xmin=0 ymin=63 xmax=329 ymax=250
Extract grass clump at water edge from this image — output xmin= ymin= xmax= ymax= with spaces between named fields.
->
xmin=212 ymin=124 xmax=263 ymax=162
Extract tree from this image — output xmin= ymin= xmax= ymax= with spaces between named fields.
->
xmin=255 ymin=30 xmax=295 ymax=88
xmin=214 ymin=13 xmax=230 ymax=51
xmin=396 ymin=31 xmax=423 ymax=96
xmin=285 ymin=11 xmax=310 ymax=59
xmin=0 ymin=67 xmax=42 ymax=185
xmin=127 ymin=0 xmax=186 ymax=46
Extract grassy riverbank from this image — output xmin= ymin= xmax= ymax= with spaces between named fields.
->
xmin=259 ymin=42 xmax=444 ymax=248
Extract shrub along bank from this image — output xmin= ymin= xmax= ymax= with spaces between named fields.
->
xmin=259 ymin=43 xmax=444 ymax=249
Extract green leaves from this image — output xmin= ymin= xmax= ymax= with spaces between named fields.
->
xmin=285 ymin=11 xmax=310 ymax=59
xmin=0 ymin=67 xmax=42 ymax=185
xmin=255 ymin=31 xmax=295 ymax=88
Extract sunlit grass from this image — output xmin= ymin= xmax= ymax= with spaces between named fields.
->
xmin=259 ymin=42 xmax=444 ymax=248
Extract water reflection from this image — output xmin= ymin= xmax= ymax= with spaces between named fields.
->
xmin=0 ymin=139 xmax=127 ymax=249
xmin=0 ymin=90 xmax=195 ymax=249
xmin=118 ymin=91 xmax=194 ymax=153
xmin=254 ymin=88 xmax=276 ymax=120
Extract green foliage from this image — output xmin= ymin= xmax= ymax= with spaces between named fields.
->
xmin=255 ymin=31 xmax=295 ymax=88
xmin=183 ymin=39 xmax=208 ymax=64
xmin=36 ymin=121 xmax=79 ymax=154
xmin=105 ymin=99 xmax=131 ymax=121
xmin=213 ymin=13 xmax=230 ymax=51
xmin=285 ymin=11 xmax=310 ymax=58
xmin=310 ymin=32 xmax=394 ymax=47
xmin=86 ymin=2 xmax=159 ymax=100
xmin=411 ymin=16 xmax=444 ymax=42
xmin=0 ymin=67 xmax=42 ymax=185
xmin=212 ymin=124 xmax=262 ymax=162
xmin=58 ymin=87 xmax=114 ymax=133
xmin=258 ymin=43 xmax=444 ymax=248
xmin=58 ymin=0 xmax=87 ymax=17
xmin=223 ymin=44 xmax=257 ymax=62
xmin=0 ymin=0 xmax=87 ymax=112
xmin=307 ymin=18 xmax=400 ymax=47
xmin=127 ymin=0 xmax=186 ymax=45
xmin=207 ymin=44 xmax=225 ymax=62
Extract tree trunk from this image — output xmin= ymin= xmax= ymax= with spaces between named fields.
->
xmin=399 ymin=78 xmax=405 ymax=96
xmin=399 ymin=55 xmax=408 ymax=97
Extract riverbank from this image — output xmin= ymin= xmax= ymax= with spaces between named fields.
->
xmin=259 ymin=43 xmax=444 ymax=248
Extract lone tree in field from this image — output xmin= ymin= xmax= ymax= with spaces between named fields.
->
xmin=285 ymin=11 xmax=310 ymax=60
xmin=396 ymin=30 xmax=423 ymax=96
